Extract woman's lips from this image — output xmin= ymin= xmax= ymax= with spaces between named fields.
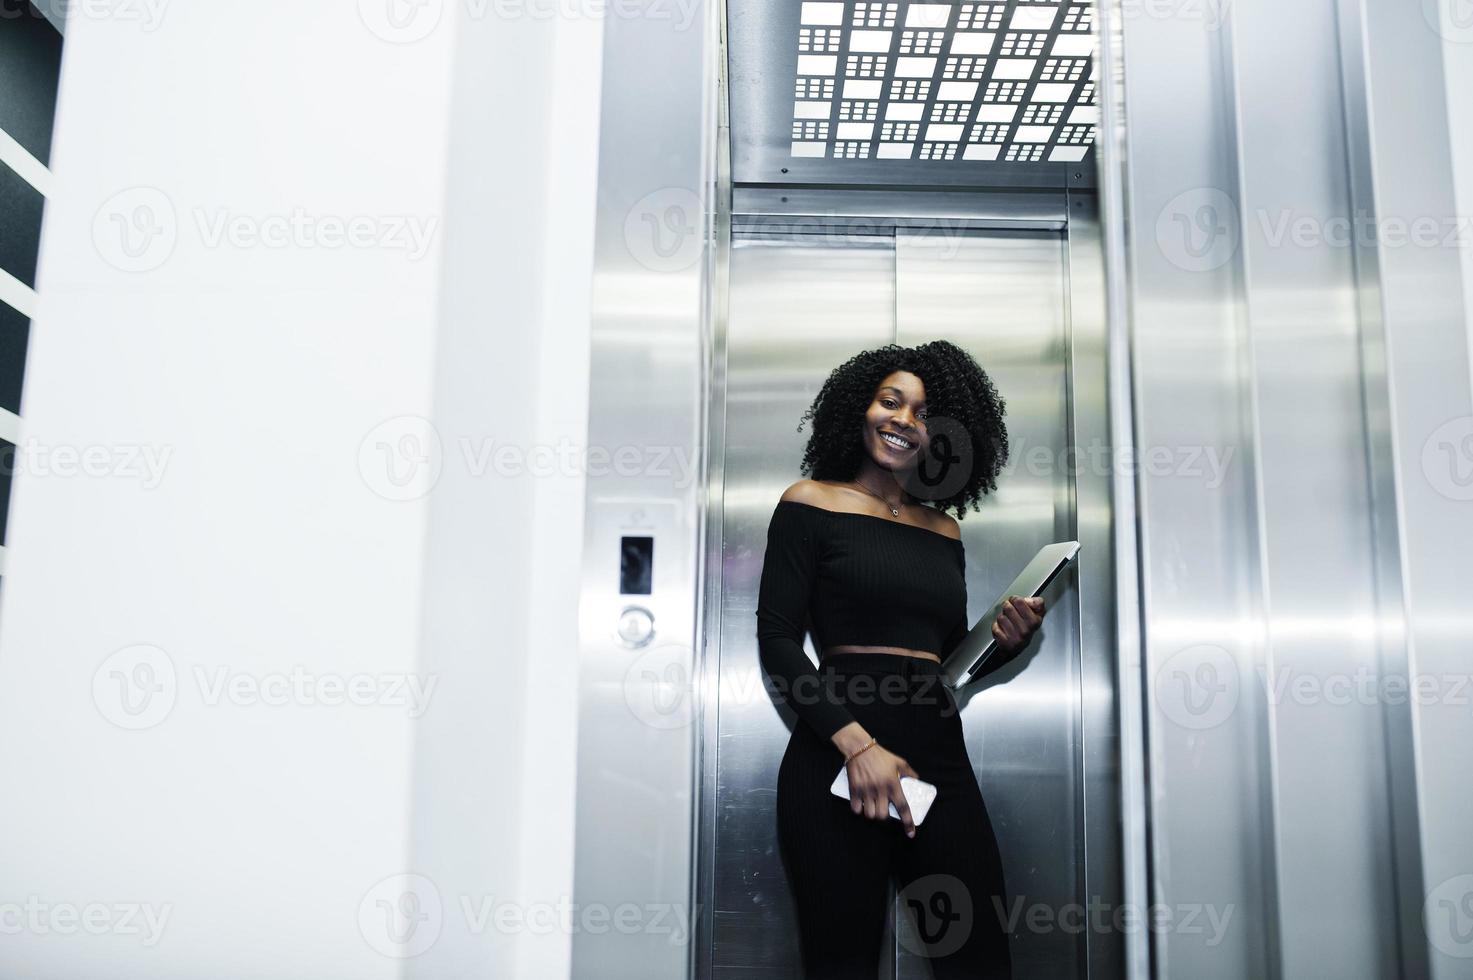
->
xmin=878 ymin=429 xmax=916 ymax=452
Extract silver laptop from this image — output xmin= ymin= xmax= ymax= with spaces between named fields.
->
xmin=940 ymin=541 xmax=1081 ymax=690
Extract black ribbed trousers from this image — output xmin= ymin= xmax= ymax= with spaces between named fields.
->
xmin=776 ymin=654 xmax=1012 ymax=979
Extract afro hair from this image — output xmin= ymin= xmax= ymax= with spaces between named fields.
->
xmin=794 ymin=340 xmax=1009 ymax=520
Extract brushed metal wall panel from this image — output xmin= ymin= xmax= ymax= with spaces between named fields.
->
xmin=1226 ymin=0 xmax=1398 ymax=976
xmin=704 ymin=223 xmax=1115 ymax=980
xmin=571 ymin=2 xmax=718 ymax=977
xmin=712 ymin=233 xmax=897 ymax=979
xmin=895 ymin=228 xmax=1081 ymax=978
xmin=1110 ymin=7 xmax=1278 ymax=977
xmin=1340 ymin=1 xmax=1473 ymax=976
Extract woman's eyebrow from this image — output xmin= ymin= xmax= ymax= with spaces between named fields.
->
xmin=878 ymin=385 xmax=925 ymax=405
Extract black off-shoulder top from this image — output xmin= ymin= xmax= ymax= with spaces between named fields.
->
xmin=754 ymin=498 xmax=973 ymax=740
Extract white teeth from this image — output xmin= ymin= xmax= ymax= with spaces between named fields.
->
xmin=881 ymin=432 xmax=913 ymax=450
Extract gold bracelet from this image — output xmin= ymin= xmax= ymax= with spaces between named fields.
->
xmin=845 ymin=737 xmax=878 ymax=764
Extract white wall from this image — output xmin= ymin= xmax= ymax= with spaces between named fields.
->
xmin=0 ymin=2 xmax=598 ymax=977
xmin=403 ymin=5 xmax=600 ymax=980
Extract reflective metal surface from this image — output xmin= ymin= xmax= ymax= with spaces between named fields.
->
xmin=1108 ymin=4 xmax=1281 ymax=976
xmin=708 ymin=231 xmax=896 ymax=980
xmin=894 ymin=226 xmax=1083 ymax=977
xmin=571 ymin=0 xmax=719 ymax=976
xmin=732 ymin=186 xmax=1070 ymax=231
xmin=1063 ymin=191 xmax=1129 ymax=980
xmin=1096 ymin=0 xmax=1473 ymax=975
xmin=577 ymin=1 xmax=1473 ymax=977
xmin=1227 ymin=2 xmax=1398 ymax=975
xmin=1341 ymin=2 xmax=1473 ymax=978
xmin=726 ymin=0 xmax=1097 ymax=189
xmin=698 ymin=208 xmax=1124 ymax=979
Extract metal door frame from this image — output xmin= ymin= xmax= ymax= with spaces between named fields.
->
xmin=693 ymin=189 xmax=1142 ymax=980
xmin=571 ymin=1 xmax=1149 ymax=976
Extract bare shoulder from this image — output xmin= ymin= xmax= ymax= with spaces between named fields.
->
xmin=923 ymin=506 xmax=962 ymax=541
xmin=777 ymin=479 xmax=834 ymax=508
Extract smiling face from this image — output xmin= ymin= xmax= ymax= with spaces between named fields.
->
xmin=862 ymin=370 xmax=929 ymax=471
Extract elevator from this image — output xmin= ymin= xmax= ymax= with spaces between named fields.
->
xmin=570 ymin=1 xmax=1473 ymax=979
xmin=571 ymin=0 xmax=1132 ymax=974
xmin=709 ymin=201 xmax=1121 ymax=978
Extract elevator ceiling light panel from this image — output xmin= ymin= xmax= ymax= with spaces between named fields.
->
xmin=790 ymin=0 xmax=1096 ymax=164
xmin=729 ymin=0 xmax=1097 ymax=186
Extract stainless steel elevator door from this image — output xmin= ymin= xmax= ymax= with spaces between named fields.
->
xmin=707 ymin=226 xmax=1087 ymax=979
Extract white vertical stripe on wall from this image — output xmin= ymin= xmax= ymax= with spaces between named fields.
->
xmin=0 ymin=266 xmax=36 ymax=318
xmin=0 ymin=127 xmax=52 ymax=197
xmin=0 ymin=405 xmax=20 ymax=443
xmin=403 ymin=4 xmax=601 ymax=980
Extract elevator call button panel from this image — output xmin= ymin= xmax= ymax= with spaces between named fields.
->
xmin=594 ymin=498 xmax=684 ymax=650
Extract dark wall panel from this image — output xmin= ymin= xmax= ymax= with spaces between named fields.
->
xmin=0 ymin=436 xmax=13 ymax=545
xmin=0 ymin=302 xmax=28 ymax=413
xmin=0 ymin=159 xmax=44 ymax=286
xmin=0 ymin=0 xmax=64 ymax=165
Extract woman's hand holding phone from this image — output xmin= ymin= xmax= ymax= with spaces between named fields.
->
xmin=846 ymin=742 xmax=921 ymax=838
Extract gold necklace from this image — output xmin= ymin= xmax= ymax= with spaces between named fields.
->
xmin=850 ymin=479 xmax=904 ymax=517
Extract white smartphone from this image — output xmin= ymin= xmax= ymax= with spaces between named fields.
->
xmin=830 ymin=766 xmax=938 ymax=826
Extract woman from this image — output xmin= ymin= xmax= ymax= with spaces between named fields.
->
xmin=755 ymin=340 xmax=1045 ymax=980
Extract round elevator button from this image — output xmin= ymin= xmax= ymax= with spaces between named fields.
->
xmin=615 ymin=605 xmax=655 ymax=648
